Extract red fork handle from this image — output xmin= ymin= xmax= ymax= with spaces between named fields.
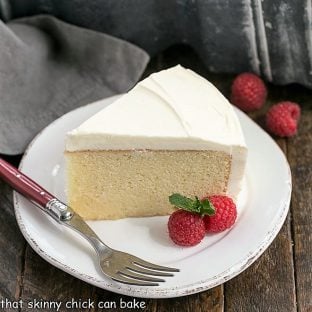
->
xmin=0 ymin=157 xmax=54 ymax=207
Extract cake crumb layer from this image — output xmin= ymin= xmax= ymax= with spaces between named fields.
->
xmin=65 ymin=150 xmax=231 ymax=220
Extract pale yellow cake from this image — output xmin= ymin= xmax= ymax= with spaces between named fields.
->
xmin=65 ymin=65 xmax=247 ymax=220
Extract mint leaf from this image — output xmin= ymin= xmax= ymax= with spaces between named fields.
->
xmin=169 ymin=193 xmax=199 ymax=212
xmin=200 ymin=199 xmax=215 ymax=216
xmin=169 ymin=193 xmax=216 ymax=216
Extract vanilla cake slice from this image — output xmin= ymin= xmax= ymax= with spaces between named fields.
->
xmin=65 ymin=65 xmax=247 ymax=220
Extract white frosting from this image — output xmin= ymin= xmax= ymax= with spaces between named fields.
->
xmin=66 ymin=65 xmax=246 ymax=153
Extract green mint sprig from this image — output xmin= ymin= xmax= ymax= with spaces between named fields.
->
xmin=169 ymin=193 xmax=215 ymax=217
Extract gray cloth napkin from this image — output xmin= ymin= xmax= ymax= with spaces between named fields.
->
xmin=0 ymin=15 xmax=149 ymax=155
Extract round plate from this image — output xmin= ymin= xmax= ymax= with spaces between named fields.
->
xmin=13 ymin=95 xmax=291 ymax=298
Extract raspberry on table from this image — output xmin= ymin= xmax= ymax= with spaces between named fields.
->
xmin=168 ymin=210 xmax=206 ymax=246
xmin=203 ymin=195 xmax=237 ymax=233
xmin=265 ymin=101 xmax=301 ymax=137
xmin=231 ymin=73 xmax=267 ymax=112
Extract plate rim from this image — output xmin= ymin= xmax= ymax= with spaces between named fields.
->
xmin=13 ymin=96 xmax=292 ymax=298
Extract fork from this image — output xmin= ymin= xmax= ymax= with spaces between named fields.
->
xmin=0 ymin=158 xmax=179 ymax=286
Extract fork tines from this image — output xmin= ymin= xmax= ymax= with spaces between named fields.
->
xmin=112 ymin=258 xmax=179 ymax=286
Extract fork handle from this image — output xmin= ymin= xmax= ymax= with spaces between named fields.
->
xmin=0 ymin=157 xmax=72 ymax=221
xmin=0 ymin=157 xmax=54 ymax=208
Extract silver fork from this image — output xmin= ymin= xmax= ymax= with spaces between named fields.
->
xmin=0 ymin=158 xmax=179 ymax=286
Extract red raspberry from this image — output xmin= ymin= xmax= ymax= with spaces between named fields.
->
xmin=266 ymin=101 xmax=301 ymax=137
xmin=203 ymin=195 xmax=237 ymax=233
xmin=231 ymin=73 xmax=267 ymax=112
xmin=168 ymin=210 xmax=205 ymax=246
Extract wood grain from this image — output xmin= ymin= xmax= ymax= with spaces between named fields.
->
xmin=146 ymin=287 xmax=224 ymax=312
xmin=20 ymin=245 xmax=97 ymax=312
xmin=92 ymin=289 xmax=150 ymax=312
xmin=0 ymin=181 xmax=26 ymax=312
xmin=224 ymin=139 xmax=296 ymax=312
xmin=287 ymin=111 xmax=312 ymax=312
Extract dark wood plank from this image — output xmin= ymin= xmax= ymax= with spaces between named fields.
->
xmin=146 ymin=287 xmax=224 ymax=312
xmin=20 ymin=245 xmax=97 ymax=312
xmin=288 ymin=111 xmax=312 ymax=312
xmin=92 ymin=288 xmax=150 ymax=312
xmin=225 ymin=214 xmax=296 ymax=312
xmin=224 ymin=139 xmax=296 ymax=312
xmin=0 ymin=181 xmax=26 ymax=312
xmin=0 ymin=154 xmax=22 ymax=167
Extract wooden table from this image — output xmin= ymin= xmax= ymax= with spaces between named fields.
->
xmin=0 ymin=46 xmax=311 ymax=312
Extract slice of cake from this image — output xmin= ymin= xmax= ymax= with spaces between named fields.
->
xmin=65 ymin=65 xmax=247 ymax=220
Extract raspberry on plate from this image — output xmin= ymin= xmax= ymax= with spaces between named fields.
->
xmin=231 ymin=73 xmax=267 ymax=112
xmin=203 ymin=195 xmax=237 ymax=233
xmin=168 ymin=193 xmax=237 ymax=245
xmin=266 ymin=101 xmax=301 ymax=137
xmin=168 ymin=210 xmax=206 ymax=246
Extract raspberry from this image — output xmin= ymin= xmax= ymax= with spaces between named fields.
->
xmin=203 ymin=195 xmax=237 ymax=233
xmin=231 ymin=73 xmax=267 ymax=112
xmin=266 ymin=101 xmax=301 ymax=137
xmin=168 ymin=210 xmax=206 ymax=246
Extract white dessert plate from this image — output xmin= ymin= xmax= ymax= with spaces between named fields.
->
xmin=14 ymin=95 xmax=291 ymax=298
